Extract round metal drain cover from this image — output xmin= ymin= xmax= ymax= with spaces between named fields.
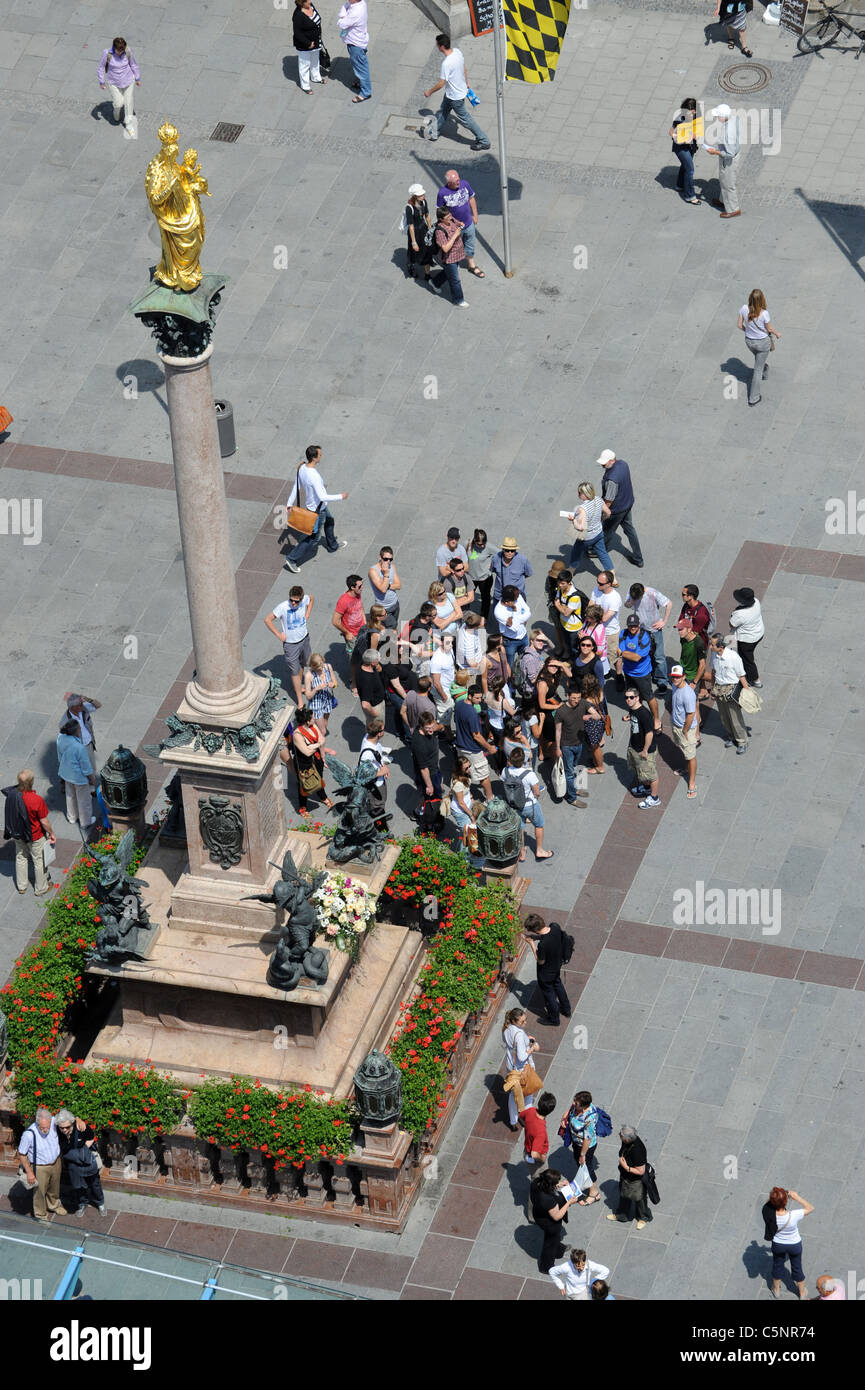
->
xmin=718 ymin=62 xmax=772 ymax=94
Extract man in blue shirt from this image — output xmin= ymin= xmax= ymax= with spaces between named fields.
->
xmin=598 ymin=450 xmax=644 ymax=568
xmin=490 ymin=537 xmax=533 ymax=602
xmin=454 ymin=685 xmax=495 ymax=800
xmin=670 ymin=664 xmax=698 ymax=797
xmin=618 ymin=615 xmax=659 ymax=730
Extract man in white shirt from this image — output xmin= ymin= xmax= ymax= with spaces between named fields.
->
xmin=706 ymin=634 xmax=750 ymax=753
xmin=338 ymin=0 xmax=371 ymax=101
xmin=503 ymin=747 xmax=554 ymax=863
xmin=549 ymin=1249 xmax=611 ymax=1300
xmin=17 ymin=1107 xmax=66 ymax=1222
xmin=429 ymin=633 xmax=456 ymax=728
xmin=265 ymin=586 xmax=314 ymax=706
xmin=704 ymin=103 xmax=742 ymax=218
xmin=358 ymin=717 xmax=391 ymax=818
xmin=494 ymin=585 xmax=531 ymax=667
xmin=423 ymin=34 xmax=490 ymax=150
xmin=284 ymin=444 xmax=348 ymax=572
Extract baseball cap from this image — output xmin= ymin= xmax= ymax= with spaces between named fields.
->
xmin=676 ymin=618 xmax=693 ymax=631
xmin=596 ymin=449 xmax=615 ymax=466
xmin=671 ymin=664 xmax=685 ymax=677
xmin=625 ymin=615 xmax=640 ymax=628
xmin=711 ymin=104 xmax=732 ymax=119
xmin=447 ymin=527 xmax=460 ymax=540
xmin=408 ymin=182 xmax=426 ymax=197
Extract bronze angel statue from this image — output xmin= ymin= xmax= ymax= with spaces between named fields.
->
xmin=324 ymin=754 xmax=392 ymax=865
xmin=242 ymin=851 xmax=329 ymax=991
xmin=83 ymin=829 xmax=153 ymax=964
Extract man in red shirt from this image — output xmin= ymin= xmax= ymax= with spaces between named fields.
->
xmin=10 ymin=769 xmax=55 ymax=895
xmin=679 ymin=584 xmax=712 ymax=642
xmin=331 ymin=574 xmax=366 ymax=656
xmin=520 ymin=1091 xmax=556 ymax=1170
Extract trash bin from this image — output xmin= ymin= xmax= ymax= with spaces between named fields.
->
xmin=214 ymin=399 xmax=236 ymax=458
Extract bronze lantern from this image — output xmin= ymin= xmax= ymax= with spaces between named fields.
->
xmin=353 ymin=1049 xmax=402 ymax=1126
xmin=100 ymin=745 xmax=148 ymax=813
xmin=476 ymin=796 xmax=522 ymax=865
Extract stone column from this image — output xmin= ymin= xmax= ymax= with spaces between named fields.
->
xmin=161 ymin=343 xmax=265 ymax=728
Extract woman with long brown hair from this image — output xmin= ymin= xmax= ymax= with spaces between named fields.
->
xmin=281 ymin=707 xmax=335 ymax=816
xmin=737 ymin=288 xmax=781 ymax=407
xmin=763 ymin=1185 xmax=814 ymax=1299
xmin=535 ymin=657 xmax=569 ymax=762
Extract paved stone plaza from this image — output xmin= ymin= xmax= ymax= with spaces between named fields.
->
xmin=1 ymin=0 xmax=864 ymax=1300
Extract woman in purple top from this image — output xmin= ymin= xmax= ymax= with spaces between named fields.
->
xmin=98 ymin=38 xmax=140 ymax=128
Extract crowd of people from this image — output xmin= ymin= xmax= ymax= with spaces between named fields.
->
xmin=267 ymin=444 xmax=766 ymax=850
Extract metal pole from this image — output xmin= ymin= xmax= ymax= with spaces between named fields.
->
xmin=492 ymin=0 xmax=514 ymax=276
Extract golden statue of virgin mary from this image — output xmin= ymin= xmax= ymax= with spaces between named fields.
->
xmin=144 ymin=122 xmax=210 ymax=292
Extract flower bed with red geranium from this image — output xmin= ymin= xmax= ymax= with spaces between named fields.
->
xmin=381 ymin=836 xmax=483 ymax=924
xmin=187 ymin=1077 xmax=354 ymax=1171
xmin=386 ymin=859 xmax=521 ymax=1137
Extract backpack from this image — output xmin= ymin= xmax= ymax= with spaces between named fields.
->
xmin=510 ymin=649 xmax=534 ymax=701
xmin=561 ymin=931 xmax=575 ymax=964
xmin=594 ymin=1105 xmax=613 ymax=1138
xmin=503 ymin=770 xmax=528 ymax=813
xmin=703 ymin=600 xmax=717 ymax=636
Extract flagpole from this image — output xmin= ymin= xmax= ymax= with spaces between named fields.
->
xmin=493 ymin=0 xmax=514 ymax=276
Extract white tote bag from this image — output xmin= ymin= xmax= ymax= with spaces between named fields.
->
xmin=575 ymin=1163 xmax=592 ymax=1191
xmin=551 ymin=757 xmax=567 ymax=799
xmin=42 ymin=838 xmax=56 ymax=868
xmin=739 ymin=687 xmax=762 ymax=715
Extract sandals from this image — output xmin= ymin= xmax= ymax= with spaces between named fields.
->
xmin=743 ymin=48 xmax=753 ymax=56
xmin=468 ymin=266 xmax=485 ymax=278
xmin=576 ymin=1194 xmax=601 ymax=1206
xmin=687 ymin=788 xmax=698 ymax=799
xmin=352 ymin=95 xmax=370 ymax=103
xmin=535 ymin=850 xmax=554 ymax=862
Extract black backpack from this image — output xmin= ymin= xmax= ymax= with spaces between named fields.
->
xmin=2 ymin=786 xmax=32 ymax=842
xmin=503 ymin=770 xmax=528 ymax=813
xmin=561 ymin=931 xmax=575 ymax=964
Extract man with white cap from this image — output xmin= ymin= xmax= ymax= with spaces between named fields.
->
xmin=704 ymin=105 xmax=742 ymax=219
xmin=597 ymin=450 xmax=644 ymax=569
xmin=670 ymin=664 xmax=698 ymax=798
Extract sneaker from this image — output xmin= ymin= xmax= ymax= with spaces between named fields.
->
xmin=455 ymin=300 xmax=469 ymax=308
xmin=98 ymin=1204 xmax=107 ymax=1214
xmin=736 ymin=743 xmax=747 ymax=755
xmin=752 ymin=680 xmax=763 ymax=688
xmin=636 ymin=1220 xmax=647 ymax=1230
xmin=630 ymin=784 xmax=648 ymax=797
xmin=723 ymin=739 xmax=733 ymax=748
xmin=470 ymin=141 xmax=491 ymax=151
xmin=283 ymin=559 xmax=300 ymax=573
xmin=638 ymin=795 xmax=661 ymax=809
xmin=75 ymin=1205 xmax=87 ymax=1217
xmin=565 ymin=798 xmax=587 ymax=808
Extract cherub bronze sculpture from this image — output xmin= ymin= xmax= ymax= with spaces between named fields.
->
xmin=324 ymin=755 xmax=392 ymax=865
xmin=242 ymin=851 xmax=330 ymax=991
xmin=84 ymin=829 xmax=153 ymax=964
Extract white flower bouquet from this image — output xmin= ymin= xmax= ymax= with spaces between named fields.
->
xmin=312 ymin=871 xmax=376 ymax=959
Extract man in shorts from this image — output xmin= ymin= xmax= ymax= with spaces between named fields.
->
xmin=670 ymin=664 xmax=698 ymax=799
xmin=454 ymin=682 xmax=495 ymax=800
xmin=264 ymin=585 xmax=312 ymax=706
xmin=623 ymin=686 xmax=660 ymax=809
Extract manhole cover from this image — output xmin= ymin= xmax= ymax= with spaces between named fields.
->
xmin=718 ymin=62 xmax=772 ymax=94
xmin=210 ymin=122 xmax=244 ymax=143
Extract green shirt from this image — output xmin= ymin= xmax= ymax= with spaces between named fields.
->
xmin=679 ymin=634 xmax=706 ymax=682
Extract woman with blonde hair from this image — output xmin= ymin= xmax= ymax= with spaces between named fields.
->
xmin=302 ymin=652 xmax=338 ymax=733
xmin=737 ymin=288 xmax=781 ymax=407
xmin=349 ymin=602 xmax=388 ymax=690
xmin=428 ymin=579 xmax=461 ymax=635
xmin=567 ymin=481 xmax=613 ymax=575
xmin=502 ymin=1007 xmax=540 ymax=1129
